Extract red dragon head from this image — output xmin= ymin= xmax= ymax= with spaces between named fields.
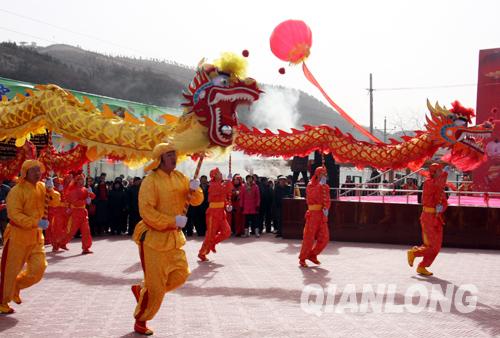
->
xmin=181 ymin=53 xmax=262 ymax=148
xmin=426 ymin=100 xmax=495 ymax=170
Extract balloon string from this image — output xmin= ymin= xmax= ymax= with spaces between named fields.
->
xmin=302 ymin=62 xmax=382 ymax=143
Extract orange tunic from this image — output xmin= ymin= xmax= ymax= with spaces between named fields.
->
xmin=299 ymin=179 xmax=331 ymax=261
xmin=199 ymin=180 xmax=233 ymax=256
xmin=62 ymin=185 xmax=95 ymax=250
xmin=412 ymin=172 xmax=447 ymax=268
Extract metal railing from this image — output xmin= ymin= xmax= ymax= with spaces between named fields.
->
xmin=339 ymin=168 xmax=424 ymax=198
xmin=332 ymin=187 xmax=500 ymax=208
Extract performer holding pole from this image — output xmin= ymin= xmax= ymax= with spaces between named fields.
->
xmin=198 ymin=168 xmax=232 ymax=262
xmin=130 ymin=143 xmax=203 ymax=335
xmin=407 ymin=163 xmax=448 ymax=276
xmin=298 ymin=166 xmax=331 ymax=268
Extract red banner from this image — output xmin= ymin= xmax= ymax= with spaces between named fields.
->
xmin=473 ymin=48 xmax=500 ymax=192
xmin=302 ymin=62 xmax=382 ymax=144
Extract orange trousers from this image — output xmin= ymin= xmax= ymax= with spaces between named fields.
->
xmin=0 ymin=234 xmax=47 ymax=305
xmin=299 ymin=210 xmax=330 ymax=260
xmin=199 ymin=208 xmax=231 ymax=256
xmin=134 ymin=241 xmax=189 ymax=321
xmin=63 ymin=208 xmax=92 ymax=250
xmin=411 ymin=213 xmax=443 ymax=268
xmin=44 ymin=207 xmax=56 ymax=245
xmin=51 ymin=206 xmax=70 ymax=250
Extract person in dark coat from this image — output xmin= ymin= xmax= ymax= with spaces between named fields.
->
xmin=127 ymin=177 xmax=142 ymax=235
xmin=259 ymin=177 xmax=274 ymax=233
xmin=291 ymin=156 xmax=309 ymax=192
xmin=93 ymin=173 xmax=109 ymax=235
xmin=186 ymin=175 xmax=208 ymax=236
xmin=0 ymin=180 xmax=11 ymax=245
xmin=108 ymin=179 xmax=128 ymax=235
xmin=273 ymin=176 xmax=293 ymax=237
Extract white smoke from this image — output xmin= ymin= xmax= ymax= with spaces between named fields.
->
xmin=176 ymin=151 xmax=291 ymax=180
xmin=248 ymin=85 xmax=300 ymax=131
xmin=176 ymin=86 xmax=302 ymax=179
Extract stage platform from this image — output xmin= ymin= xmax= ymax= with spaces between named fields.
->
xmin=0 ymin=235 xmax=499 ymax=338
xmin=282 ymin=197 xmax=500 ymax=250
xmin=338 ymin=194 xmax=500 ymax=208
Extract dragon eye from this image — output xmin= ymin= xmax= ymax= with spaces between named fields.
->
xmin=454 ymin=119 xmax=467 ymax=127
xmin=212 ymin=75 xmax=230 ymax=87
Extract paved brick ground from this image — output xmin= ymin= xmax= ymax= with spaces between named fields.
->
xmin=0 ymin=234 xmax=499 ymax=338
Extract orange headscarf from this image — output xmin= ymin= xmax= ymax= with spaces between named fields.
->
xmin=144 ymin=143 xmax=176 ymax=172
xmin=20 ymin=159 xmax=45 ymax=179
xmin=210 ymin=168 xmax=222 ymax=181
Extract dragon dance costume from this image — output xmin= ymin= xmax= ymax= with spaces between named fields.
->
xmin=62 ymin=174 xmax=95 ymax=254
xmin=407 ymin=163 xmax=448 ymax=276
xmin=198 ymin=168 xmax=232 ymax=261
xmin=130 ymin=143 xmax=203 ymax=335
xmin=299 ymin=167 xmax=331 ymax=268
xmin=0 ymin=160 xmax=57 ymax=314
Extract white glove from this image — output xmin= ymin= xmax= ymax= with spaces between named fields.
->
xmin=323 ymin=208 xmax=329 ymax=217
xmin=175 ymin=215 xmax=188 ymax=228
xmin=189 ymin=179 xmax=200 ymax=190
xmin=87 ymin=186 xmax=93 ymax=193
xmin=38 ymin=219 xmax=50 ymax=230
xmin=227 ymin=173 xmax=233 ymax=180
xmin=436 ymin=204 xmax=443 ymax=213
xmin=45 ymin=178 xmax=54 ymax=190
xmin=226 ymin=205 xmax=233 ymax=212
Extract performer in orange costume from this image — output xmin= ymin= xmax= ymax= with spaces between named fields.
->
xmin=407 ymin=163 xmax=448 ymax=276
xmin=0 ymin=160 xmax=57 ymax=314
xmin=62 ymin=174 xmax=95 ymax=254
xmin=47 ymin=177 xmax=64 ymax=252
xmin=50 ymin=175 xmax=73 ymax=252
xmin=130 ymin=143 xmax=203 ymax=335
xmin=299 ymin=166 xmax=331 ymax=268
xmin=44 ymin=178 xmax=61 ymax=248
xmin=198 ymin=168 xmax=232 ymax=261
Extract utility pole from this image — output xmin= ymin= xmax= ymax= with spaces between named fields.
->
xmin=384 ymin=116 xmax=387 ymax=143
xmin=369 ymin=73 xmax=374 ymax=135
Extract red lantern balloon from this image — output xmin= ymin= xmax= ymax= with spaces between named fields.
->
xmin=278 ymin=67 xmax=286 ymax=75
xmin=270 ymin=20 xmax=312 ymax=64
xmin=242 ymin=49 xmax=249 ymax=57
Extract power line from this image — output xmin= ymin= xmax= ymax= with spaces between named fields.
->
xmin=0 ymin=26 xmax=59 ymax=45
xmin=0 ymin=23 xmax=191 ymax=74
xmin=373 ymin=83 xmax=476 ymax=91
xmin=0 ymin=8 xmax=144 ymax=55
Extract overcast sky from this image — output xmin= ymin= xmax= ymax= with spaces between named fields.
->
xmin=1 ymin=0 xmax=499 ymax=132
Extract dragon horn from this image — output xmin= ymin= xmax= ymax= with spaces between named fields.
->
xmin=426 ymin=99 xmax=436 ymax=115
xmin=197 ymin=58 xmax=206 ymax=69
xmin=435 ymin=101 xmax=451 ymax=116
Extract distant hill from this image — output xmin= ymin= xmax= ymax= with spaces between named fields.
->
xmin=0 ymin=42 xmax=394 ymax=141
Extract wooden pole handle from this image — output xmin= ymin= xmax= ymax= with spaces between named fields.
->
xmin=182 ymin=156 xmax=204 ymax=215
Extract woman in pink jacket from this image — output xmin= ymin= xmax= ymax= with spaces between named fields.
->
xmin=240 ymin=175 xmax=261 ymax=238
